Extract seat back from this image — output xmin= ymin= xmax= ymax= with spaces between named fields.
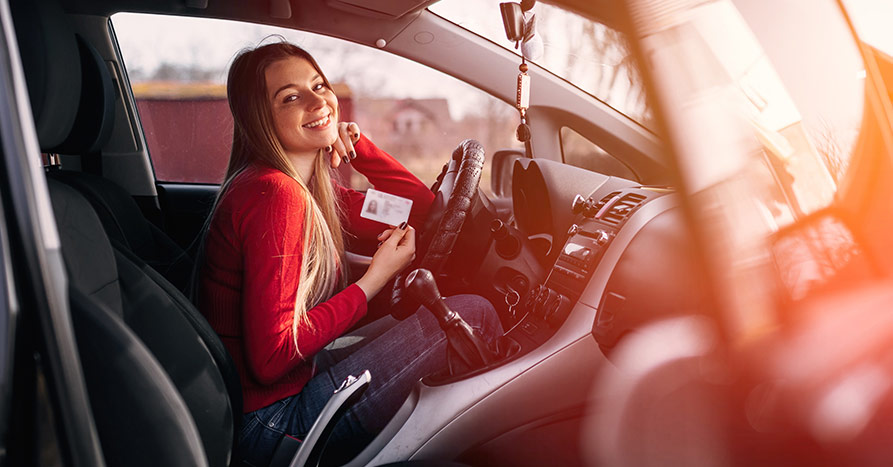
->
xmin=112 ymin=241 xmax=244 ymax=420
xmin=48 ymin=179 xmax=229 ymax=465
xmin=51 ymin=169 xmax=196 ymax=293
xmin=69 ymin=286 xmax=208 ymax=467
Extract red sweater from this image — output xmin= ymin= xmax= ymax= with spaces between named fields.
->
xmin=199 ymin=135 xmax=434 ymax=413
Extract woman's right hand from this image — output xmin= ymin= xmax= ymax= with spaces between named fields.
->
xmin=355 ymin=223 xmax=416 ymax=300
xmin=327 ymin=121 xmax=361 ymax=168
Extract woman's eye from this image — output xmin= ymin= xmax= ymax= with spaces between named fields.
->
xmin=283 ymin=94 xmax=298 ymax=103
xmin=313 ymin=83 xmax=325 ymax=91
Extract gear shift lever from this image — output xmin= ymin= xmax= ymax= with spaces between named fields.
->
xmin=405 ymin=268 xmax=494 ymax=375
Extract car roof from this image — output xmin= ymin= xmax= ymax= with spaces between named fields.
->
xmin=58 ymin=0 xmax=626 ymax=37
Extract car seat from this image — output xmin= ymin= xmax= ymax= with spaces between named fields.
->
xmin=49 ymin=179 xmax=233 ymax=465
xmin=11 ymin=0 xmax=239 ymax=463
xmin=68 ymin=283 xmax=209 ymax=467
xmin=20 ymin=3 xmax=195 ymax=294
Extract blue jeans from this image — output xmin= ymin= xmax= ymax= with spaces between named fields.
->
xmin=236 ymin=294 xmax=503 ymax=467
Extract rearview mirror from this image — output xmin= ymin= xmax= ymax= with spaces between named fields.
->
xmin=500 ymin=2 xmax=525 ymax=42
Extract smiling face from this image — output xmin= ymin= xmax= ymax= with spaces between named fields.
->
xmin=264 ymin=56 xmax=339 ymax=160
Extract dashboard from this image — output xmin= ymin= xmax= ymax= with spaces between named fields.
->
xmin=362 ymin=157 xmax=708 ymax=465
xmin=491 ymin=158 xmax=706 ymax=354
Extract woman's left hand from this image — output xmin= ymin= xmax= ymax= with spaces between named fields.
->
xmin=328 ymin=121 xmax=361 ymax=168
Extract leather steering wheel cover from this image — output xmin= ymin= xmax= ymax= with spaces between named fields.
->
xmin=420 ymin=139 xmax=485 ymax=271
xmin=390 ymin=139 xmax=485 ymax=319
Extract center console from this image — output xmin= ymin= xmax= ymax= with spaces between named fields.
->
xmin=506 ymin=189 xmax=656 ymax=347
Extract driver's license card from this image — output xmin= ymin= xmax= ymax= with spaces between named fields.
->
xmin=360 ymin=188 xmax=413 ymax=227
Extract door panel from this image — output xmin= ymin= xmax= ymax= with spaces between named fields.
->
xmin=156 ymin=183 xmax=218 ymax=252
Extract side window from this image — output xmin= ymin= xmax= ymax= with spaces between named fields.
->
xmin=111 ymin=13 xmax=519 ymax=193
xmin=560 ymin=127 xmax=637 ymax=180
xmin=131 ymin=83 xmax=231 ymax=183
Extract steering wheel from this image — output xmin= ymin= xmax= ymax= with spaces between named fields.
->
xmin=390 ymin=139 xmax=485 ymax=319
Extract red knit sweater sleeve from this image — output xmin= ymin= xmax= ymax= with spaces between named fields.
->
xmin=236 ymin=170 xmax=367 ymax=385
xmin=338 ymin=135 xmax=435 ymax=250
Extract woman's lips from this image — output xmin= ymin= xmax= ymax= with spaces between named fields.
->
xmin=303 ymin=115 xmax=331 ymax=129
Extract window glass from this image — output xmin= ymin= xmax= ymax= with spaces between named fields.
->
xmin=560 ymin=127 xmax=636 ymax=181
xmin=842 ymin=0 xmax=893 ymax=55
xmin=429 ymin=0 xmax=653 ymax=130
xmin=112 ymin=13 xmax=519 ymax=191
xmin=730 ymin=0 xmax=865 ymax=224
xmin=129 ymin=82 xmax=231 ymax=184
xmin=658 ymin=0 xmax=871 ymax=336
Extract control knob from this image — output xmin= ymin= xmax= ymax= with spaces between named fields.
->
xmin=571 ymin=194 xmax=598 ymax=218
xmin=490 ymin=219 xmax=521 ymax=259
xmin=523 ymin=284 xmax=543 ymax=315
xmin=571 ymin=194 xmax=587 ymax=214
xmin=594 ymin=229 xmax=610 ymax=246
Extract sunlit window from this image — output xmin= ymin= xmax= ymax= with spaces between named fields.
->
xmin=112 ymin=13 xmax=519 ymax=190
xmin=429 ymin=0 xmax=653 ymax=129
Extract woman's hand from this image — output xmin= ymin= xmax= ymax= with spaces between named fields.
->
xmin=355 ymin=223 xmax=416 ymax=300
xmin=327 ymin=121 xmax=361 ymax=168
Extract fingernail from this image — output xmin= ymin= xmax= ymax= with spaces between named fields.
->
xmin=342 ymin=155 xmax=350 ymax=164
xmin=349 ymin=151 xmax=356 ymax=160
xmin=325 ymin=145 xmax=332 ymax=153
xmin=353 ymin=132 xmax=359 ymax=139
xmin=377 ymin=241 xmax=383 ymax=247
xmin=399 ymin=221 xmax=407 ymax=230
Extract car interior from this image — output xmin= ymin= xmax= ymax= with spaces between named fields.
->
xmin=3 ymin=0 xmax=711 ymax=465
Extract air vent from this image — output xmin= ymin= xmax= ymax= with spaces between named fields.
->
xmin=592 ymin=191 xmax=621 ymax=216
xmin=599 ymin=192 xmax=647 ymax=225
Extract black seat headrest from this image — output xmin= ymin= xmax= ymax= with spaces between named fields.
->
xmin=10 ymin=0 xmax=82 ymax=150
xmin=56 ymin=34 xmax=116 ymax=154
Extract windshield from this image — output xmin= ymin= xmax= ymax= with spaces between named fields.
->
xmin=844 ymin=0 xmax=893 ymax=54
xmin=634 ymin=0 xmax=874 ymax=336
xmin=735 ymin=0 xmax=865 ymax=226
xmin=429 ymin=0 xmax=653 ymax=130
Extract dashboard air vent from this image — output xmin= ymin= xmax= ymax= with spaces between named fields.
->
xmin=593 ymin=191 xmax=621 ymax=215
xmin=600 ymin=192 xmax=648 ymax=225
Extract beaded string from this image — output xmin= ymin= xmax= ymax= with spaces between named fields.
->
xmin=516 ymin=58 xmax=531 ymax=145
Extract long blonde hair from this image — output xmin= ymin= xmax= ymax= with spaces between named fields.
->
xmin=211 ymin=41 xmax=347 ymax=357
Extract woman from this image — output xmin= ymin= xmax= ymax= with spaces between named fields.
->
xmin=198 ymin=41 xmax=502 ymax=466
